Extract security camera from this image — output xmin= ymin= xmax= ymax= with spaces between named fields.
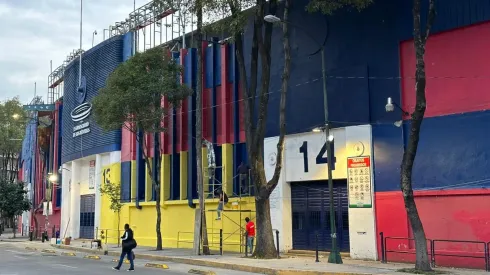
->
xmin=385 ymin=97 xmax=395 ymax=112
xmin=58 ymin=167 xmax=62 ymax=174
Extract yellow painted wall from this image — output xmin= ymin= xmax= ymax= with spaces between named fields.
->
xmin=100 ymin=147 xmax=255 ymax=252
xmin=99 ymin=162 xmax=124 ymax=244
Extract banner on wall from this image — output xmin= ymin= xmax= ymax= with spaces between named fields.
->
xmin=89 ymin=160 xmax=96 ymax=189
xmin=347 ymin=156 xmax=372 ymax=208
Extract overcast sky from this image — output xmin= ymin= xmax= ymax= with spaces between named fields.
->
xmin=0 ymin=0 xmax=150 ymax=104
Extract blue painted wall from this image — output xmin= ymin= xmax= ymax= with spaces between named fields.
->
xmin=61 ymin=36 xmax=124 ymax=163
xmin=236 ymin=0 xmax=490 ymax=191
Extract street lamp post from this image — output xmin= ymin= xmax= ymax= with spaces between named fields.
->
xmin=264 ymin=14 xmax=342 ymax=264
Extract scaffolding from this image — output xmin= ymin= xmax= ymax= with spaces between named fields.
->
xmin=47 ymin=49 xmax=84 ymax=104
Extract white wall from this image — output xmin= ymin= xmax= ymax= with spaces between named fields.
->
xmin=60 ymin=151 xmax=120 ymax=240
xmin=265 ymin=125 xmax=377 ymax=260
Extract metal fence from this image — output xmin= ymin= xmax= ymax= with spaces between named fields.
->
xmin=380 ymin=232 xmax=490 ymax=271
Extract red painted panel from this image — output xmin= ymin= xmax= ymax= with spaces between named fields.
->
xmin=400 ymin=22 xmax=490 ymax=118
xmin=121 ymin=123 xmax=136 ymax=162
xmin=178 ymin=49 xmax=188 ymax=152
xmin=216 ymin=85 xmax=223 ymax=144
xmin=161 ymin=98 xmax=170 ymax=155
xmin=203 ymin=88 xmax=212 ymax=141
xmin=376 ymin=189 xmax=490 ymax=269
xmin=220 ymin=45 xmax=232 ymax=144
xmin=238 ymin=83 xmax=246 ymax=143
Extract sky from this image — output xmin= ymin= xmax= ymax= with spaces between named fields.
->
xmin=0 ymin=0 xmax=150 ymax=104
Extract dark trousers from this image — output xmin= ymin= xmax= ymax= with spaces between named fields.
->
xmin=240 ymin=174 xmax=249 ymax=195
xmin=116 ymin=249 xmax=134 ymax=269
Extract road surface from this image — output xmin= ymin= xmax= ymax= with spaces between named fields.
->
xmin=0 ymin=243 xmax=259 ymax=275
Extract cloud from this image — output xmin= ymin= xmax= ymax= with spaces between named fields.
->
xmin=0 ymin=0 xmax=148 ymax=104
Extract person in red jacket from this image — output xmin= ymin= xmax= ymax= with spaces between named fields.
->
xmin=244 ymin=217 xmax=255 ymax=254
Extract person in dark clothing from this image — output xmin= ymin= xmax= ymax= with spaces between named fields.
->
xmin=238 ymin=162 xmax=250 ymax=195
xmin=113 ymin=224 xmax=136 ymax=271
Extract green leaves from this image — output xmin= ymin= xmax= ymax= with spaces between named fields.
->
xmin=306 ymin=0 xmax=373 ymax=14
xmin=99 ymin=180 xmax=123 ymax=213
xmin=92 ymin=46 xmax=192 ymax=134
xmin=0 ymin=180 xmax=30 ymax=218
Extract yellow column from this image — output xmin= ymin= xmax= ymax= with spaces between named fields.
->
xmin=131 ymin=160 xmax=136 ymax=202
xmin=145 ymin=158 xmax=153 ymax=202
xmin=180 ymin=152 xmax=188 ymax=200
xmin=202 ymin=147 xmax=209 ymax=198
xmin=161 ymin=155 xmax=171 ymax=201
xmin=222 ymin=144 xmax=233 ymax=196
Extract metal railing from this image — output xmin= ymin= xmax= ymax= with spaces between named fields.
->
xmin=380 ymin=232 xmax=490 ymax=271
xmin=177 ymin=229 xmax=280 ymax=258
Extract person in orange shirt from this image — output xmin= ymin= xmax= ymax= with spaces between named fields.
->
xmin=244 ymin=217 xmax=255 ymax=254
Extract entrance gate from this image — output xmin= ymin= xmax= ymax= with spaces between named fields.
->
xmin=291 ymin=180 xmax=349 ymax=252
xmin=80 ymin=194 xmax=95 ymax=239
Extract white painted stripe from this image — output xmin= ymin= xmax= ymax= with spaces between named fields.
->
xmin=54 ymin=264 xmax=78 ymax=269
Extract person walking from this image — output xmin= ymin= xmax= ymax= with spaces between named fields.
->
xmin=244 ymin=217 xmax=255 ymax=255
xmin=113 ymin=224 xmax=137 ymax=271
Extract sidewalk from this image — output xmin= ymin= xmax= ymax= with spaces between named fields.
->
xmin=43 ymin=240 xmax=487 ymax=275
xmin=0 ymin=232 xmax=29 ymax=242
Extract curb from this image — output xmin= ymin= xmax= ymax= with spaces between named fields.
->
xmin=84 ymin=255 xmax=101 ymax=260
xmin=61 ymin=252 xmax=77 ymax=256
xmin=50 ymin=245 xmax=376 ymax=275
xmin=145 ymin=263 xmax=169 ymax=269
xmin=112 ymin=259 xmax=131 ymax=264
xmin=188 ymin=269 xmax=216 ymax=275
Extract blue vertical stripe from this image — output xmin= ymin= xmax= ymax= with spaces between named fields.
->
xmin=186 ymin=49 xmax=197 ymax=204
xmin=136 ymin=130 xmax=145 ymax=201
xmin=170 ymin=52 xmax=181 ymax=201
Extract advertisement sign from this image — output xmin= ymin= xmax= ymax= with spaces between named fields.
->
xmin=89 ymin=160 xmax=96 ymax=189
xmin=284 ymin=130 xmax=346 ymax=182
xmin=347 ymin=156 xmax=372 ymax=208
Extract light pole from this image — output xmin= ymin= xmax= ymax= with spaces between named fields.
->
xmin=264 ymin=14 xmax=342 ymax=264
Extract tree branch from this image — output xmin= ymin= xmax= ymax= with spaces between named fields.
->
xmin=267 ymin=0 xmax=290 ymax=193
xmin=423 ymin=0 xmax=436 ymax=45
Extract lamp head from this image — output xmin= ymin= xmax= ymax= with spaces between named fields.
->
xmin=385 ymin=97 xmax=395 ymax=112
xmin=264 ymin=15 xmax=281 ymax=23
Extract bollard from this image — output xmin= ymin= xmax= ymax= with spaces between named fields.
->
xmin=245 ymin=235 xmax=248 ymax=257
xmin=29 ymin=230 xmax=33 ymax=241
xmin=219 ymin=229 xmax=223 ymax=256
xmin=315 ymin=233 xmax=319 ymax=262
xmin=380 ymin=232 xmax=386 ymax=263
xmin=275 ymin=230 xmax=280 ymax=259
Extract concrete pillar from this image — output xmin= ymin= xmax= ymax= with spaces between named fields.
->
xmin=60 ymin=163 xmax=72 ymax=240
xmin=70 ymin=161 xmax=81 ymax=239
xmin=94 ymin=154 xmax=102 ymax=238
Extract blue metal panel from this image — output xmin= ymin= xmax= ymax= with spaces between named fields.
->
xmin=205 ymin=47 xmax=214 ymax=89
xmin=122 ymin=32 xmax=133 ymax=61
xmin=186 ymin=49 xmax=198 ymax=201
xmin=136 ymin=130 xmax=145 ymax=201
xmin=121 ymin=161 xmax=132 ymax=202
xmin=375 ymin=110 xmax=490 ymax=192
xmin=61 ymin=36 xmax=123 ymax=163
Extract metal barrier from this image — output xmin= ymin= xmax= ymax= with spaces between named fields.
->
xmin=177 ymin=229 xmax=253 ymax=256
xmin=380 ymin=232 xmax=490 ymax=272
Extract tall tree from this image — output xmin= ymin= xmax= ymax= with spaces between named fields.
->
xmin=0 ymin=180 xmax=31 ymax=238
xmin=401 ymin=0 xmax=436 ymax=271
xmin=92 ymin=47 xmax=192 ymax=250
xmin=202 ymin=0 xmax=373 ymax=258
xmin=0 ymin=98 xmax=26 ymax=183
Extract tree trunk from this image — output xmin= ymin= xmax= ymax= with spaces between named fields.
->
xmin=139 ymin=134 xmax=163 ymax=250
xmin=195 ymin=0 xmax=210 ymax=255
xmin=117 ymin=211 xmax=121 ymax=247
xmin=253 ymin=192 xmax=276 ymax=258
xmin=401 ymin=0 xmax=436 ymax=271
xmin=12 ymin=217 xmax=16 ymax=238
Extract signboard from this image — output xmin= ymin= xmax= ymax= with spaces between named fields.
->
xmin=347 ymin=156 xmax=372 ymax=208
xmin=89 ymin=160 xmax=96 ymax=189
xmin=23 ymin=104 xmax=55 ymax=111
xmin=284 ymin=130 xmax=347 ymax=182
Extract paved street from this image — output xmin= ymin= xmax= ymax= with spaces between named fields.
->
xmin=0 ymin=243 xmax=259 ymax=275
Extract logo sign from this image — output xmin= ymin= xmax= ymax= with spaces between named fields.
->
xmin=23 ymin=104 xmax=55 ymax=111
xmin=71 ymin=76 xmax=92 ymax=137
xmin=347 ymin=156 xmax=372 ymax=208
